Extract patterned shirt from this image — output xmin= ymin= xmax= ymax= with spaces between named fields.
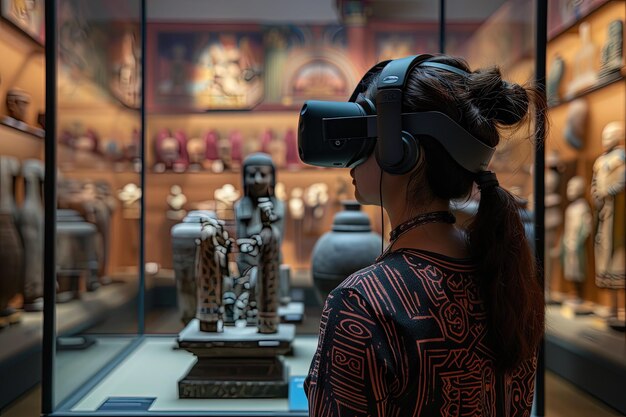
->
xmin=305 ymin=248 xmax=536 ymax=417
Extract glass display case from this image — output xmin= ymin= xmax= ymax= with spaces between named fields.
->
xmin=9 ymin=0 xmax=621 ymax=415
xmin=541 ymin=0 xmax=626 ymax=414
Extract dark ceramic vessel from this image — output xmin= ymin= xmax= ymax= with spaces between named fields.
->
xmin=311 ymin=201 xmax=381 ymax=303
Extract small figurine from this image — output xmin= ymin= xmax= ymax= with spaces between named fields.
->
xmin=566 ymin=22 xmax=598 ymax=98
xmin=564 ymin=99 xmax=589 ymax=150
xmin=187 ymin=137 xmax=207 ymax=171
xmin=561 ymin=177 xmax=592 ymax=306
xmin=546 ymin=55 xmax=565 ymax=106
xmin=3 ymin=88 xmax=31 ymax=130
xmin=117 ymin=183 xmax=142 ymax=219
xmin=598 ymin=20 xmax=624 ymax=81
xmin=167 ymin=185 xmax=187 ymax=220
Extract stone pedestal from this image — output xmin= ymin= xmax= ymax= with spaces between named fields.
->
xmin=177 ymin=319 xmax=295 ymax=398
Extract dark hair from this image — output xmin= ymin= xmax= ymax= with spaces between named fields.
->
xmin=367 ymin=55 xmax=546 ymax=372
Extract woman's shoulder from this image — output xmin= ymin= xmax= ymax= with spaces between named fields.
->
xmin=335 ymin=248 xmax=476 ymax=305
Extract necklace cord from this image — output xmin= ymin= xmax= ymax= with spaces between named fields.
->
xmin=377 ymin=210 xmax=456 ymax=261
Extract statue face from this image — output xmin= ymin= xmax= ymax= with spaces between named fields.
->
xmin=601 ymin=122 xmax=625 ymax=151
xmin=567 ymin=177 xmax=585 ymax=201
xmin=7 ymin=92 xmax=30 ymax=122
xmin=245 ymin=165 xmax=273 ymax=198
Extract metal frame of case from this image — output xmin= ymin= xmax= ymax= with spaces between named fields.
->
xmin=40 ymin=0 xmax=548 ymax=415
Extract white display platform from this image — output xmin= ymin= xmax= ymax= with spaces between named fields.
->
xmin=66 ymin=335 xmax=317 ymax=412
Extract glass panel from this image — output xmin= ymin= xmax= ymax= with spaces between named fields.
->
xmin=53 ymin=0 xmax=142 ymax=409
xmin=543 ymin=0 xmax=626 ymax=415
xmin=0 ymin=1 xmax=46 ymax=410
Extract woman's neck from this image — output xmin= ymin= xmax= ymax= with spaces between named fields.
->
xmin=386 ymin=199 xmax=451 ymax=230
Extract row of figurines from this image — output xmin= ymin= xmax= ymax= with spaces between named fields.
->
xmin=547 ymin=18 xmax=623 ymax=105
xmin=57 ymin=124 xmax=304 ymax=173
xmin=0 ymin=157 xmax=115 ymax=327
xmin=152 ymin=127 xmax=301 ymax=173
xmin=172 ymin=200 xmax=286 ymax=333
xmin=543 ymin=123 xmax=625 ymax=304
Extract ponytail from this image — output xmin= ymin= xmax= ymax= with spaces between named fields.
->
xmin=468 ymin=182 xmax=544 ymax=372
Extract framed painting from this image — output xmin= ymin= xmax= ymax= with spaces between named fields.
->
xmin=147 ymin=23 xmax=265 ymax=112
xmin=1 ymin=0 xmax=45 ymax=45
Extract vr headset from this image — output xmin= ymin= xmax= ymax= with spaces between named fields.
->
xmin=297 ymin=54 xmax=496 ymax=175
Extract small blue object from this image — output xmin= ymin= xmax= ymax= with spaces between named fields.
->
xmin=98 ymin=397 xmax=156 ymax=411
xmin=288 ymin=376 xmax=309 ymax=411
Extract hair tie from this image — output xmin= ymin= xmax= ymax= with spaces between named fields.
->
xmin=475 ymin=170 xmax=499 ymax=192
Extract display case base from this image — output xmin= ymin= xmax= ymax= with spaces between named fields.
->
xmin=177 ymin=319 xmax=295 ymax=399
xmin=178 ymin=356 xmax=289 ymax=398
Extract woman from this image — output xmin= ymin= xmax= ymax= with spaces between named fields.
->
xmin=305 ymin=55 xmax=546 ymax=417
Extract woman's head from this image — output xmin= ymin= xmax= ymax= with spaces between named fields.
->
xmin=357 ymin=55 xmax=534 ymax=205
xmin=354 ymin=54 xmax=546 ymax=372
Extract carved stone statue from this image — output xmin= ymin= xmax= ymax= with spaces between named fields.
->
xmin=591 ymin=121 xmax=625 ymax=290
xmin=545 ymin=162 xmax=563 ymax=303
xmin=234 ymin=153 xmax=284 ymax=275
xmin=599 ymin=19 xmax=624 ymax=81
xmin=0 ymin=157 xmax=23 ymax=327
xmin=177 ymin=198 xmax=294 ymax=398
xmin=546 ymin=54 xmax=565 ymax=106
xmin=166 ymin=185 xmax=187 ymax=221
xmin=564 ymin=99 xmax=589 ymax=150
xmin=195 ymin=217 xmax=233 ymax=332
xmin=566 ymin=22 xmax=598 ymax=99
xmin=256 ymin=198 xmax=281 ymax=334
xmin=3 ymin=88 xmax=31 ymax=130
xmin=561 ymin=176 xmax=592 ymax=301
xmin=18 ymin=159 xmax=45 ymax=311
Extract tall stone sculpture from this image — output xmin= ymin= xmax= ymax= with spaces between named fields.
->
xmin=0 ymin=157 xmax=23 ymax=327
xmin=177 ymin=199 xmax=294 ymax=398
xmin=592 ymin=121 xmax=625 ymax=288
xmin=561 ymin=176 xmax=593 ymax=314
xmin=18 ymin=159 xmax=45 ymax=311
xmin=234 ymin=153 xmax=285 ymax=323
xmin=591 ymin=121 xmax=625 ymax=330
xmin=195 ymin=217 xmax=233 ymax=332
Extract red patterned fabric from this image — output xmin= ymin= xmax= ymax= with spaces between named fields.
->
xmin=305 ymin=248 xmax=536 ymax=417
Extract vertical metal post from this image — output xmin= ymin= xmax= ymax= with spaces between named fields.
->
xmin=138 ymin=0 xmax=147 ymax=335
xmin=439 ymin=0 xmax=446 ymax=54
xmin=534 ymin=0 xmax=548 ymax=415
xmin=42 ymin=0 xmax=57 ymax=413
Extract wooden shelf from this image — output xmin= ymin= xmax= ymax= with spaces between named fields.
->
xmin=549 ymin=72 xmax=625 ymax=110
xmin=547 ymin=0 xmax=619 ymax=42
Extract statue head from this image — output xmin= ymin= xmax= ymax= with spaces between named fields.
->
xmin=242 ymin=152 xmax=276 ymax=199
xmin=566 ymin=176 xmax=585 ymax=201
xmin=601 ymin=121 xmax=625 ymax=151
xmin=6 ymin=88 xmax=30 ymax=122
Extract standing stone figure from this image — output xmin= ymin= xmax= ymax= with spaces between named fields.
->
xmin=234 ymin=153 xmax=284 ymax=323
xmin=18 ymin=160 xmax=45 ymax=311
xmin=591 ymin=121 xmax=625 ymax=289
xmin=599 ymin=19 xmax=624 ymax=80
xmin=561 ymin=176 xmax=593 ymax=301
xmin=256 ymin=199 xmax=280 ymax=334
xmin=195 ymin=217 xmax=233 ymax=332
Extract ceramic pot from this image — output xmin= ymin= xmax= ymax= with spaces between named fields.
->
xmin=311 ymin=201 xmax=381 ymax=303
